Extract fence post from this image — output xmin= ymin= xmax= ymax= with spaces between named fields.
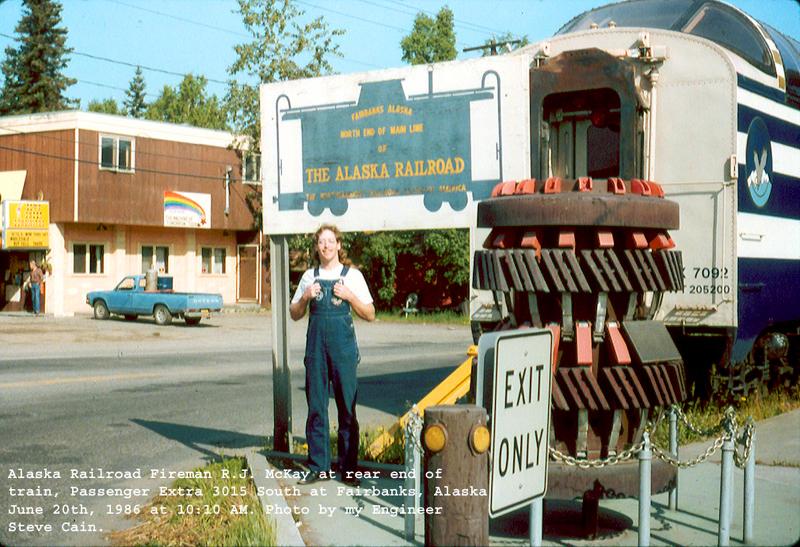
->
xmin=743 ymin=429 xmax=756 ymax=544
xmin=639 ymin=432 xmax=652 ymax=547
xmin=404 ymin=415 xmax=420 ymax=541
xmin=718 ymin=435 xmax=734 ymax=546
xmin=668 ymin=408 xmax=679 ymax=511
xmin=530 ymin=498 xmax=543 ymax=547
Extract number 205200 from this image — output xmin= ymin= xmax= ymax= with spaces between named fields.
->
xmin=687 ymin=284 xmax=731 ymax=294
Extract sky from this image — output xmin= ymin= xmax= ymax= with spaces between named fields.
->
xmin=0 ymin=0 xmax=798 ymax=110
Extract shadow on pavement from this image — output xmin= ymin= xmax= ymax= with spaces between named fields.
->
xmin=131 ymin=419 xmax=264 ymax=460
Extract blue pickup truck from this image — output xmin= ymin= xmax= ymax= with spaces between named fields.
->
xmin=86 ymin=275 xmax=223 ymax=326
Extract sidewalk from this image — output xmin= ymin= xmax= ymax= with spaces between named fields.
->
xmin=249 ymin=410 xmax=800 ymax=546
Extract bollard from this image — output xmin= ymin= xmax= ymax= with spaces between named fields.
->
xmin=718 ymin=435 xmax=734 ymax=546
xmin=638 ymin=432 xmax=652 ymax=547
xmin=743 ymin=429 xmax=756 ymax=544
xmin=423 ymin=405 xmax=489 ymax=546
xmin=530 ymin=498 xmax=543 ymax=546
xmin=404 ymin=417 xmax=420 ymax=541
xmin=669 ymin=408 xmax=679 ymax=511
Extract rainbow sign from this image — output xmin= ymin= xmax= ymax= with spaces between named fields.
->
xmin=163 ymin=191 xmax=210 ymax=228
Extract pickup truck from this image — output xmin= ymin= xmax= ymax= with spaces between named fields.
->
xmin=86 ymin=275 xmax=223 ymax=326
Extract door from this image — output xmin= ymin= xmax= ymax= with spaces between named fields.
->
xmin=237 ymin=245 xmax=258 ymax=302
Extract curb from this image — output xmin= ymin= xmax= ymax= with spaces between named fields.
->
xmin=245 ymin=448 xmax=306 ymax=547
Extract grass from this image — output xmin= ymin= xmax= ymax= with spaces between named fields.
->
xmin=287 ymin=424 xmax=407 ymax=465
xmin=651 ymin=385 xmax=800 ymax=447
xmin=107 ymin=457 xmax=275 ymax=547
xmin=374 ymin=309 xmax=469 ymax=325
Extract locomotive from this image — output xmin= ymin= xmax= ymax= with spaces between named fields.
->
xmin=468 ymin=0 xmax=798 ymax=501
xmin=474 ymin=0 xmax=799 ymax=402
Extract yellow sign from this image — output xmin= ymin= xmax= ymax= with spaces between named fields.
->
xmin=1 ymin=229 xmax=49 ymax=249
xmin=3 ymin=201 xmax=49 ymax=230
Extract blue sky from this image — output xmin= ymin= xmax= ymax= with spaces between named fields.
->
xmin=0 ymin=0 xmax=798 ymax=109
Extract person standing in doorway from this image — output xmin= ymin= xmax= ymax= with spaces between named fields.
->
xmin=290 ymin=225 xmax=375 ymax=486
xmin=29 ymin=260 xmax=43 ymax=315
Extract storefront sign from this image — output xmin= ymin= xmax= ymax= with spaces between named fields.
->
xmin=2 ymin=200 xmax=49 ymax=230
xmin=163 ymin=191 xmax=211 ymax=229
xmin=2 ymin=228 xmax=49 ymax=249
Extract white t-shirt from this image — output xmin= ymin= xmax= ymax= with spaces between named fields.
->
xmin=291 ymin=265 xmax=374 ymax=305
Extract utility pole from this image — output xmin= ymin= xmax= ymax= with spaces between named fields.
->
xmin=463 ymin=38 xmax=523 ymax=56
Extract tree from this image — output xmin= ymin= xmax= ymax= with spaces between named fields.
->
xmin=87 ymin=98 xmax=121 ymax=115
xmin=0 ymin=0 xmax=76 ymax=115
xmin=124 ymin=66 xmax=147 ymax=118
xmin=400 ymin=6 xmax=457 ymax=65
xmin=226 ymin=0 xmax=344 ymax=148
xmin=145 ymin=74 xmax=228 ymax=130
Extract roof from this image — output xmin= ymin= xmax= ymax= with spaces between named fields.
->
xmin=0 ymin=110 xmax=242 ymax=149
xmin=555 ymin=0 xmax=799 ymax=103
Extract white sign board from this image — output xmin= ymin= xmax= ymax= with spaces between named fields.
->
xmin=260 ymin=54 xmax=531 ymax=234
xmin=488 ymin=329 xmax=553 ymax=518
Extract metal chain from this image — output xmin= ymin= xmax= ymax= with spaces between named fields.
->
xmin=733 ymin=418 xmax=755 ymax=468
xmin=404 ymin=407 xmax=424 ymax=455
xmin=549 ymin=440 xmax=646 ymax=468
xmin=549 ymin=406 xmax=754 ymax=470
xmin=652 ymin=430 xmax=728 ymax=468
xmin=670 ymin=404 xmax=727 ymax=437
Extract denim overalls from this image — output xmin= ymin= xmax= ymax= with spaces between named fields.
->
xmin=304 ymin=266 xmax=360 ymax=475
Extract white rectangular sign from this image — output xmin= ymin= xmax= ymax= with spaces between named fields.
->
xmin=260 ymin=54 xmax=531 ymax=234
xmin=489 ymin=329 xmax=553 ymax=517
xmin=163 ymin=191 xmax=211 ymax=229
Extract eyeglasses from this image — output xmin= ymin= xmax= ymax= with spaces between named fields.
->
xmin=317 ymin=238 xmax=338 ymax=245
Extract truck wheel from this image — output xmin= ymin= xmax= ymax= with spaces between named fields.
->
xmin=93 ymin=300 xmax=110 ymax=320
xmin=153 ymin=304 xmax=172 ymax=326
xmin=185 ymin=317 xmax=201 ymax=326
xmin=124 ymin=315 xmax=138 ymax=321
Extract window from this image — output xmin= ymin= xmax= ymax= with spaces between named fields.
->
xmin=243 ymin=153 xmax=261 ymax=183
xmin=201 ymin=247 xmax=226 ymax=274
xmin=142 ymin=245 xmax=169 ymax=274
xmin=100 ymin=135 xmax=134 ymax=172
xmin=684 ymin=4 xmax=774 ymax=75
xmin=73 ymin=244 xmax=105 ymax=274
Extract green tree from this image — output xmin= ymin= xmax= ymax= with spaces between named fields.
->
xmin=87 ymin=98 xmax=121 ymax=115
xmin=124 ymin=66 xmax=147 ymax=118
xmin=145 ymin=74 xmax=228 ymax=130
xmin=400 ymin=6 xmax=457 ymax=65
xmin=0 ymin=0 xmax=76 ymax=115
xmin=226 ymin=0 xmax=344 ymax=148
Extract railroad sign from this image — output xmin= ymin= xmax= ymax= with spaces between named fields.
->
xmin=487 ymin=329 xmax=553 ymax=517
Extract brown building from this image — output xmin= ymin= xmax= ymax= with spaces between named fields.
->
xmin=0 ymin=111 xmax=266 ymax=315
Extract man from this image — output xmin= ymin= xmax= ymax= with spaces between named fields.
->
xmin=290 ymin=225 xmax=375 ymax=486
xmin=29 ymin=260 xmax=44 ymax=315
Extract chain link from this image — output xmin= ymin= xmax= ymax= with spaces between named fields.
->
xmin=652 ymin=431 xmax=728 ymax=468
xmin=670 ymin=404 xmax=727 ymax=437
xmin=549 ymin=440 xmax=646 ymax=468
xmin=733 ymin=418 xmax=755 ymax=468
xmin=547 ymin=405 xmax=754 ymax=470
xmin=404 ymin=407 xmax=424 ymax=455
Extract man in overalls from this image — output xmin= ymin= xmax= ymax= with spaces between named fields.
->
xmin=290 ymin=225 xmax=375 ymax=486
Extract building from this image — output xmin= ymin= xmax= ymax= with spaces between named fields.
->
xmin=0 ymin=111 xmax=265 ymax=315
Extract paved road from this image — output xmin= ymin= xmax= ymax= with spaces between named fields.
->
xmin=0 ymin=312 xmax=473 ymax=546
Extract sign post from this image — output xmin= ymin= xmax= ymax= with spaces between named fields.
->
xmin=487 ymin=329 xmax=553 ymax=518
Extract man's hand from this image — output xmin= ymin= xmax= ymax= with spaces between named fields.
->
xmin=304 ymin=282 xmax=322 ymax=302
xmin=332 ymin=281 xmax=354 ymax=302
